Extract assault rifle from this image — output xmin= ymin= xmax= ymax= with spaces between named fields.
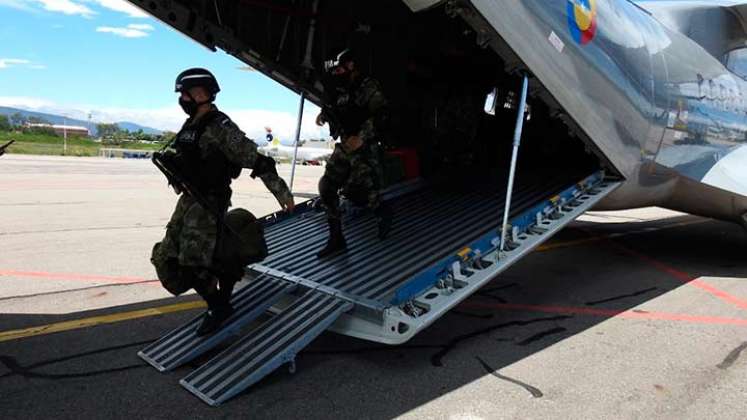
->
xmin=0 ymin=140 xmax=15 ymax=157
xmin=321 ymin=105 xmax=369 ymax=141
xmin=152 ymin=151 xmax=222 ymax=217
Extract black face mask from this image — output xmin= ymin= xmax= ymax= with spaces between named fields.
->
xmin=179 ymin=91 xmax=210 ymax=117
xmin=179 ymin=98 xmax=199 ymax=117
xmin=329 ymin=69 xmax=354 ymax=88
xmin=179 ymin=97 xmax=199 ymax=116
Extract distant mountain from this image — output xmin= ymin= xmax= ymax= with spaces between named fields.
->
xmin=115 ymin=121 xmax=163 ymax=135
xmin=0 ymin=106 xmax=163 ymax=136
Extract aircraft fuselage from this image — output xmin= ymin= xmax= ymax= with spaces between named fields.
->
xmin=467 ymin=0 xmax=747 ymax=223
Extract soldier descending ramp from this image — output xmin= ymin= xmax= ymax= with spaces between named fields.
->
xmin=139 ymin=75 xmax=622 ymax=406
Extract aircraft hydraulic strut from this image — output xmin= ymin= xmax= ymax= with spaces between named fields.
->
xmin=500 ymin=74 xmax=529 ymax=252
xmin=289 ymin=91 xmax=306 ymax=192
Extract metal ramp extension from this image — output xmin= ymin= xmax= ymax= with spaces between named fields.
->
xmin=180 ymin=289 xmax=352 ymax=406
xmin=138 ymin=275 xmax=295 ymax=372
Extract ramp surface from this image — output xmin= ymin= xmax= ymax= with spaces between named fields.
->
xmin=138 ymin=275 xmax=294 ymax=372
xmin=180 ymin=289 xmax=352 ymax=406
xmin=260 ymin=171 xmax=591 ymax=303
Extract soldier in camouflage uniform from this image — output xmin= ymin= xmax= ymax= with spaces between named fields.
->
xmin=315 ymin=49 xmax=392 ymax=258
xmin=151 ymin=68 xmax=294 ymax=336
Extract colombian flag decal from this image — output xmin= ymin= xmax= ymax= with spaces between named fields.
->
xmin=567 ymin=0 xmax=597 ymax=45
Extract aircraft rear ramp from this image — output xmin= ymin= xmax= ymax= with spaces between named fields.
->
xmin=140 ymin=169 xmax=620 ymax=405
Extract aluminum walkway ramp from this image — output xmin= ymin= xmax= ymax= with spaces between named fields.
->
xmin=181 ymin=289 xmax=352 ymax=406
xmin=258 ymin=171 xmax=599 ymax=304
xmin=141 ymin=170 xmax=620 ymax=406
xmin=138 ymin=275 xmax=295 ymax=372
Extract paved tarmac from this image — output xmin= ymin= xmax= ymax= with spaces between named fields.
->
xmin=1 ymin=155 xmax=746 ymax=419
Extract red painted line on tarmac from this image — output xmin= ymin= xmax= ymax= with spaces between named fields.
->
xmin=462 ymin=302 xmax=747 ymax=326
xmin=688 ymin=279 xmax=747 ymax=310
xmin=605 ymin=241 xmax=747 ymax=311
xmin=0 ymin=269 xmax=157 ymax=285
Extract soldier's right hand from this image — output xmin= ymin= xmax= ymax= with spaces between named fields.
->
xmin=315 ymin=112 xmax=327 ymax=127
xmin=280 ymin=196 xmax=295 ymax=213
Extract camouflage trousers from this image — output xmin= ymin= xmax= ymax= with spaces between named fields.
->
xmin=151 ymin=193 xmax=225 ymax=296
xmin=319 ymin=142 xmax=383 ymax=219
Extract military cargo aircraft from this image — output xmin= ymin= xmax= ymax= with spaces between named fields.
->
xmin=130 ymin=0 xmax=747 ymax=405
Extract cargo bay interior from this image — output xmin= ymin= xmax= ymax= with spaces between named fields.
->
xmin=128 ymin=0 xmax=611 ymax=294
xmin=134 ymin=0 xmax=608 ymax=184
xmin=142 ymin=1 xmax=606 ymax=290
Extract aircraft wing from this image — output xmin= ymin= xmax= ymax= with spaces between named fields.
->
xmin=728 ymin=2 xmax=747 ymax=23
xmin=635 ymin=0 xmax=747 ymax=10
xmin=635 ymin=1 xmax=747 ymax=59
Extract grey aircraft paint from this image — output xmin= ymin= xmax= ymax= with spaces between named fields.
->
xmin=467 ymin=0 xmax=747 ymax=222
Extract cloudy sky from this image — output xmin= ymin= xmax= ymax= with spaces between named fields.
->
xmin=0 ymin=0 xmax=326 ymax=143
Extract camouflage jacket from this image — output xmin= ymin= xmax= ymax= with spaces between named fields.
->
xmin=174 ymin=105 xmax=293 ymax=205
xmin=326 ymin=76 xmax=388 ymax=145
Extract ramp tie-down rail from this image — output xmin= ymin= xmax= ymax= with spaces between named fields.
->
xmin=138 ymin=275 xmax=294 ymax=372
xmin=180 ymin=289 xmax=352 ymax=406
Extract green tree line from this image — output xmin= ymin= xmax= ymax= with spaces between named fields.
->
xmin=0 ymin=113 xmax=174 ymax=144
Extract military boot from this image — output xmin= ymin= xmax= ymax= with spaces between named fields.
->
xmin=195 ymin=291 xmax=234 ymax=337
xmin=317 ymin=217 xmax=347 ymax=258
xmin=375 ymin=203 xmax=393 ymax=240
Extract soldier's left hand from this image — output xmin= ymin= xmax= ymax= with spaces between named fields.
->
xmin=315 ymin=112 xmax=327 ymax=127
xmin=343 ymin=135 xmax=363 ymax=153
